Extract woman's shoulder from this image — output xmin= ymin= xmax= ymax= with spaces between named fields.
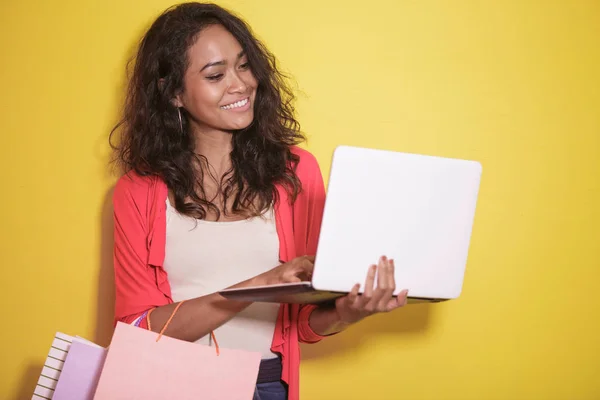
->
xmin=289 ymin=146 xmax=325 ymax=196
xmin=113 ymin=170 xmax=167 ymax=205
xmin=290 ymin=145 xmax=321 ymax=177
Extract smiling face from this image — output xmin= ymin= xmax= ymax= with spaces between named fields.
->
xmin=174 ymin=24 xmax=258 ymax=133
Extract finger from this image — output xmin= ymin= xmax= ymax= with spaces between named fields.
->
xmin=294 ymin=258 xmax=314 ymax=281
xmin=305 ymin=255 xmax=316 ymax=263
xmin=301 ymin=258 xmax=315 ymax=272
xmin=285 ymin=274 xmax=302 ymax=283
xmin=359 ymin=264 xmax=377 ymax=307
xmin=371 ymin=257 xmax=389 ymax=310
xmin=388 ymin=259 xmax=396 ymax=293
xmin=399 ymin=289 xmax=409 ymax=306
xmin=345 ymin=283 xmax=360 ymax=307
xmin=377 ymin=257 xmax=387 ymax=288
xmin=387 ymin=289 xmax=408 ymax=311
xmin=295 ymin=271 xmax=310 ymax=282
xmin=377 ymin=258 xmax=396 ymax=311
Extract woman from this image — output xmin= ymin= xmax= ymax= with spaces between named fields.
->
xmin=110 ymin=2 xmax=409 ymax=399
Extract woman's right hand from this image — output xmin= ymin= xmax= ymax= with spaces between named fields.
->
xmin=259 ymin=255 xmax=315 ymax=285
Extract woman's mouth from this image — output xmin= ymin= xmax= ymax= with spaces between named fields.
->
xmin=220 ymin=97 xmax=250 ymax=111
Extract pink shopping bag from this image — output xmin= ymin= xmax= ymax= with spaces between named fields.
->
xmin=93 ymin=321 xmax=261 ymax=400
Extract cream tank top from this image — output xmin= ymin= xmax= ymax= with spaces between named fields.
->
xmin=162 ymin=199 xmax=281 ymax=359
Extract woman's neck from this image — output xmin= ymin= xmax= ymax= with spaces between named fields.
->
xmin=190 ymin=125 xmax=251 ymax=221
xmin=193 ymin=126 xmax=233 ymax=178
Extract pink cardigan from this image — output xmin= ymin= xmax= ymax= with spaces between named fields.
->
xmin=112 ymin=146 xmax=327 ymax=400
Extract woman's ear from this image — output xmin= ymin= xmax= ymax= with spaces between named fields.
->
xmin=171 ymin=95 xmax=183 ymax=108
xmin=158 ymin=78 xmax=183 ymax=108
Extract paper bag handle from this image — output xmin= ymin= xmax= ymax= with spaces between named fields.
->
xmin=146 ymin=301 xmax=220 ymax=356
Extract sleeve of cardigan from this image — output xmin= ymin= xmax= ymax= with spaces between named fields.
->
xmin=297 ymin=151 xmax=330 ymax=344
xmin=112 ymin=176 xmax=170 ymax=330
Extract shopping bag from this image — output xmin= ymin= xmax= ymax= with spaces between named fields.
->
xmin=93 ymin=321 xmax=261 ymax=400
xmin=52 ymin=337 xmax=107 ymax=400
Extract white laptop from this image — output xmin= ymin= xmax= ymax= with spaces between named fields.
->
xmin=219 ymin=145 xmax=482 ymax=304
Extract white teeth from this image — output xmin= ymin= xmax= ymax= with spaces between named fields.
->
xmin=221 ymin=98 xmax=249 ymax=110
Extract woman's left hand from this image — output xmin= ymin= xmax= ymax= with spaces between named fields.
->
xmin=334 ymin=255 xmax=408 ymax=325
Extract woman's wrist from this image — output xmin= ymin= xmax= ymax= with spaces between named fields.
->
xmin=308 ymin=304 xmax=353 ymax=336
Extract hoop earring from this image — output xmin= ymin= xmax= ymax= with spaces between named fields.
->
xmin=177 ymin=107 xmax=183 ymax=134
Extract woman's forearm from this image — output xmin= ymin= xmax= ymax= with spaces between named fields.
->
xmin=147 ymin=274 xmax=264 ymax=342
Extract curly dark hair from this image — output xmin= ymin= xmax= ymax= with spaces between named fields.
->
xmin=110 ymin=2 xmax=305 ymax=220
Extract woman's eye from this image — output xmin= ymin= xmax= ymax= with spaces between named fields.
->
xmin=206 ymin=74 xmax=223 ymax=81
xmin=239 ymin=62 xmax=250 ymax=70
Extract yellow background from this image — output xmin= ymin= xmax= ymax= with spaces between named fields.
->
xmin=1 ymin=0 xmax=599 ymax=399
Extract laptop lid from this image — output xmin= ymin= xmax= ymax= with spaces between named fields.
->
xmin=311 ymin=145 xmax=482 ymax=300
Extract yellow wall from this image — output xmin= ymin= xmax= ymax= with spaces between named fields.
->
xmin=1 ymin=0 xmax=598 ymax=399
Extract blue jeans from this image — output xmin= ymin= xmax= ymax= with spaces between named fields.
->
xmin=253 ymin=381 xmax=288 ymax=400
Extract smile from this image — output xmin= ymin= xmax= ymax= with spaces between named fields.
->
xmin=221 ymin=98 xmax=249 ymax=110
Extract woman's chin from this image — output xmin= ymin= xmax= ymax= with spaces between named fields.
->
xmin=224 ymin=117 xmax=254 ymax=132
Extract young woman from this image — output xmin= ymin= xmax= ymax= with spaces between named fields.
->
xmin=110 ymin=2 xmax=409 ymax=399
